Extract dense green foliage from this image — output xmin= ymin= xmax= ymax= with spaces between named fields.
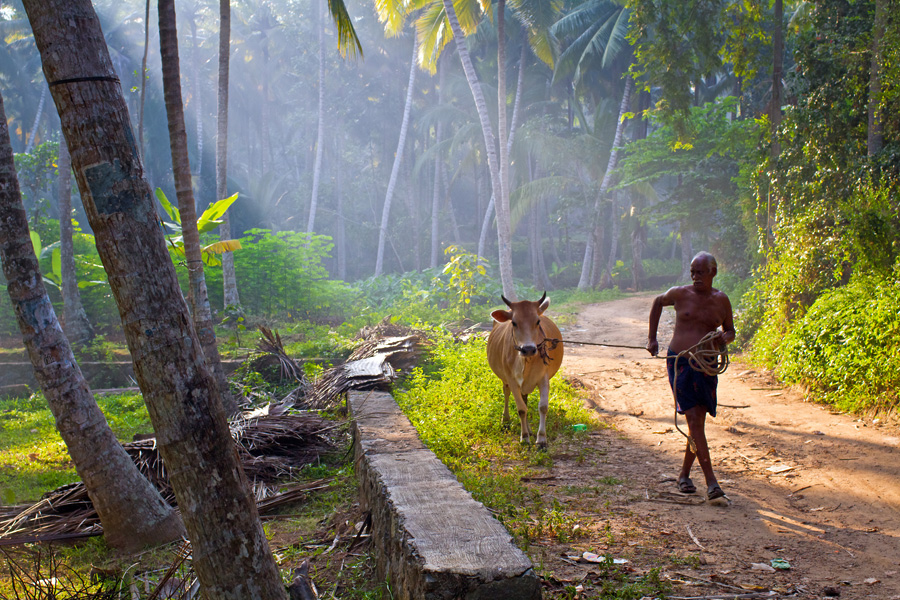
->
xmin=775 ymin=275 xmax=900 ymax=414
xmin=740 ymin=0 xmax=900 ymax=411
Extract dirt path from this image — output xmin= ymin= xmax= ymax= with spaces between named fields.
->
xmin=537 ymin=295 xmax=900 ymax=599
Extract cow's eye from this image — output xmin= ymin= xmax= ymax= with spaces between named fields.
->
xmin=536 ymin=320 xmax=540 ymax=327
xmin=511 ymin=321 xmax=518 ymax=328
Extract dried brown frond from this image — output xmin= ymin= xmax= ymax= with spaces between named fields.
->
xmin=302 ymin=329 xmax=427 ymax=411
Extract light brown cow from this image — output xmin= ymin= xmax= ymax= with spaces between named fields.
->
xmin=487 ymin=292 xmax=564 ymax=448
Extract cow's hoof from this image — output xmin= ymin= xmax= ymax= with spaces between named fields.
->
xmin=536 ymin=441 xmax=548 ymax=451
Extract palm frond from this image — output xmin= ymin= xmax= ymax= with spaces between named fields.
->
xmin=375 ymin=0 xmax=408 ymax=37
xmin=416 ymin=4 xmax=451 ymax=72
xmin=526 ymin=27 xmax=555 ymax=67
xmin=327 ymin=0 xmax=364 ymax=58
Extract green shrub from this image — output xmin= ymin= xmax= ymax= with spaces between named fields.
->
xmin=200 ymin=229 xmax=359 ymax=323
xmin=776 ymin=275 xmax=900 ymax=414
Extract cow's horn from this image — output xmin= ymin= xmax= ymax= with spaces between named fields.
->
xmin=538 ymin=291 xmax=547 ymax=304
xmin=501 ymin=295 xmax=513 ymax=308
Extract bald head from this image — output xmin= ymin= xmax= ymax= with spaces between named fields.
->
xmin=692 ymin=251 xmax=717 ymax=273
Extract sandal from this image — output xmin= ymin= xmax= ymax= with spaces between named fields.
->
xmin=707 ymin=485 xmax=730 ymax=507
xmin=677 ymin=477 xmax=697 ymax=494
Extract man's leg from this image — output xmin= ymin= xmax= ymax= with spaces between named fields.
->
xmin=683 ymin=405 xmax=718 ymax=493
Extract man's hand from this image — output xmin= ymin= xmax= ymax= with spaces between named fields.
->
xmin=647 ymin=339 xmax=659 ymax=356
xmin=711 ymin=330 xmax=731 ymax=350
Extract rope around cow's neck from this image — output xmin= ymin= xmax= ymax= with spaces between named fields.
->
xmin=671 ymin=331 xmax=730 ymax=453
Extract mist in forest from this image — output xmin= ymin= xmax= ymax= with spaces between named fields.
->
xmin=6 ymin=0 xmax=729 ymax=292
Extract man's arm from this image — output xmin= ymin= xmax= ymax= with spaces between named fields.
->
xmin=647 ymin=287 xmax=678 ymax=356
xmin=714 ymin=293 xmax=736 ymax=347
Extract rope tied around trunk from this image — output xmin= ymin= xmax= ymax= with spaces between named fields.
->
xmin=671 ymin=331 xmax=729 ymax=453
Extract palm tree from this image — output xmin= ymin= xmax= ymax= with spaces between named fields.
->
xmin=307 ymin=0 xmax=327 ymax=234
xmin=379 ymin=0 xmax=556 ymax=296
xmin=158 ymin=0 xmax=238 ymax=415
xmin=374 ymin=33 xmax=419 ymax=276
xmin=217 ymin=0 xmax=241 ymax=309
xmin=23 ymin=1 xmax=287 ymax=596
xmin=0 ymin=90 xmax=185 ymax=553
xmin=57 ymin=137 xmax=95 ymax=345
xmin=550 ymin=0 xmax=634 ymax=288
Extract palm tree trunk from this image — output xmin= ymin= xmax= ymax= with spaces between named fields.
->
xmin=600 ymin=191 xmax=620 ymax=289
xmin=868 ymin=0 xmax=885 ymax=156
xmin=442 ymin=0 xmax=514 ymax=298
xmin=577 ymin=75 xmax=633 ymax=289
xmin=475 ymin=38 xmax=525 ymax=269
xmin=679 ymin=224 xmax=693 ymax=282
xmin=336 ymin=131 xmax=347 ymax=280
xmin=307 ymin=0 xmax=326 ymax=234
xmin=631 ymin=215 xmax=645 ymax=290
xmin=478 ymin=196 xmax=494 ymax=260
xmin=0 ymin=91 xmax=184 ymax=553
xmin=430 ymin=55 xmax=446 ymax=269
xmin=261 ymin=42 xmax=271 ymax=175
xmin=497 ymin=0 xmax=512 ymax=291
xmin=159 ymin=0 xmax=236 ymax=415
xmin=190 ymin=14 xmax=203 ymax=181
xmin=217 ymin=0 xmax=240 ymax=309
xmin=29 ymin=85 xmax=49 ymax=151
xmin=57 ymin=137 xmax=94 ymax=345
xmin=24 ymin=85 xmax=47 ymax=154
xmin=138 ymin=0 xmax=151 ymax=158
xmin=508 ymin=37 xmax=527 ymax=148
xmin=374 ymin=34 xmax=417 ymax=276
xmin=25 ymin=1 xmax=286 ymax=596
xmin=441 ymin=163 xmax=462 ymax=244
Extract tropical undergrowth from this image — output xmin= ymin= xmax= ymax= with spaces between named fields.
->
xmin=772 ymin=274 xmax=900 ymax=415
xmin=395 ymin=332 xmax=600 ymax=547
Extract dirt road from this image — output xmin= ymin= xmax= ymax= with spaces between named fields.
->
xmin=538 ymin=294 xmax=900 ymax=599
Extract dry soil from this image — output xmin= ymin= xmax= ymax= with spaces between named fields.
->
xmin=531 ymin=294 xmax=900 ymax=599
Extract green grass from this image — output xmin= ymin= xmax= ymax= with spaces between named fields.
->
xmin=396 ymin=333 xmax=601 ymax=545
xmin=0 ymin=391 xmax=151 ymax=504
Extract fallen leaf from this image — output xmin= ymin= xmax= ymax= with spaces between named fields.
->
xmin=766 ymin=464 xmax=796 ymax=474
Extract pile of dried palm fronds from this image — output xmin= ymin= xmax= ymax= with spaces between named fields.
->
xmin=248 ymin=325 xmax=311 ymax=389
xmin=0 ymin=410 xmax=338 ymax=546
xmin=302 ymin=326 xmax=426 ymax=411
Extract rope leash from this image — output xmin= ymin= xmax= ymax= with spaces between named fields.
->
xmin=541 ymin=332 xmax=732 ymax=450
xmin=671 ymin=331 xmax=729 ymax=453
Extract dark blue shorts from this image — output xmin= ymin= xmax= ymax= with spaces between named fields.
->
xmin=666 ymin=349 xmax=718 ymax=417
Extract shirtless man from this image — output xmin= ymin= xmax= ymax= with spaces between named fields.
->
xmin=647 ymin=251 xmax=735 ymax=504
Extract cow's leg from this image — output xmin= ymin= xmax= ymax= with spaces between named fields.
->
xmin=501 ymin=383 xmax=512 ymax=430
xmin=521 ymin=393 xmax=532 ymax=438
xmin=512 ymin=389 xmax=531 ymax=444
xmin=536 ymin=377 xmax=551 ymax=449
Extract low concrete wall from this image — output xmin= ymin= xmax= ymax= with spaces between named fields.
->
xmin=349 ymin=390 xmax=541 ymax=600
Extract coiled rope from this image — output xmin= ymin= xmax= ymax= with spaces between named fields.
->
xmin=671 ymin=331 xmax=729 ymax=453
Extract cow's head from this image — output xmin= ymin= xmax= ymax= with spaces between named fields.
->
xmin=491 ymin=292 xmax=551 ymax=356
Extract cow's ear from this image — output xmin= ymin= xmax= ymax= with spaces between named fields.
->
xmin=491 ymin=309 xmax=512 ymax=323
xmin=538 ymin=297 xmax=550 ymax=314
